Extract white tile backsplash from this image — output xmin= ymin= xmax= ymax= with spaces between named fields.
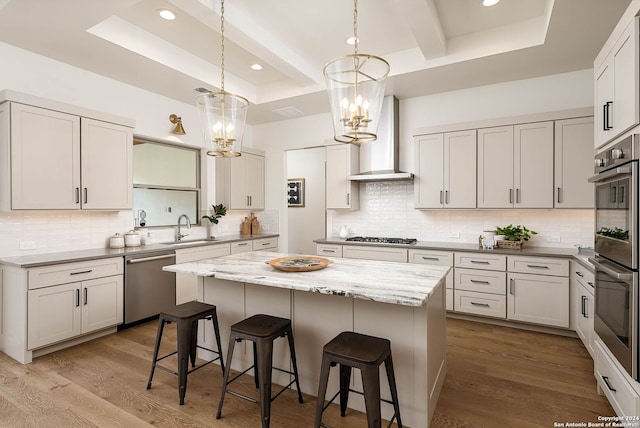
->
xmin=328 ymin=181 xmax=594 ymax=249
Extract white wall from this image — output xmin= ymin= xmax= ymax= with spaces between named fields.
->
xmin=253 ymin=69 xmax=596 ymax=250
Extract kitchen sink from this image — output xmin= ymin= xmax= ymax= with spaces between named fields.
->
xmin=162 ymin=239 xmax=217 ymax=247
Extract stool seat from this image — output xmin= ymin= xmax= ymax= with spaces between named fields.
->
xmin=323 ymin=332 xmax=391 ymax=365
xmin=146 ymin=301 xmax=224 ymax=406
xmin=231 ymin=314 xmax=291 ymax=338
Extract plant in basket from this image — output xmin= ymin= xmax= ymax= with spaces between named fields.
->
xmin=494 ymin=224 xmax=537 ymax=249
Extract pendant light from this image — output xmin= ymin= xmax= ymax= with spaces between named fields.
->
xmin=323 ymin=0 xmax=390 ymax=145
xmin=196 ymin=0 xmax=248 ymax=157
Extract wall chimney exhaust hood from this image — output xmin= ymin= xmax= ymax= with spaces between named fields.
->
xmin=347 ymin=96 xmax=414 ymax=181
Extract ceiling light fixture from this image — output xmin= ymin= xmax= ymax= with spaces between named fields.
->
xmin=169 ymin=114 xmax=186 ymax=135
xmin=482 ymin=0 xmax=500 ymax=6
xmin=324 ymin=0 xmax=389 ymax=144
xmin=196 ymin=0 xmax=248 ymax=157
xmin=157 ymin=9 xmax=176 ymax=20
xmin=251 ymin=63 xmax=263 ymax=71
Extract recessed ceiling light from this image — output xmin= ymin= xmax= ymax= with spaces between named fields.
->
xmin=251 ymin=64 xmax=263 ymax=71
xmin=157 ymin=9 xmax=176 ymax=20
xmin=346 ymin=36 xmax=359 ymax=46
xmin=482 ymin=0 xmax=500 ymax=6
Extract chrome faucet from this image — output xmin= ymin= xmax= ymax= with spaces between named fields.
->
xmin=176 ymin=214 xmax=191 ymax=241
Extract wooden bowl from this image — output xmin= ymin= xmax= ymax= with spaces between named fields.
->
xmin=266 ymin=256 xmax=333 ymax=272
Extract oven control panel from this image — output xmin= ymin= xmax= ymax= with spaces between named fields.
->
xmin=594 ymin=134 xmax=639 ymax=174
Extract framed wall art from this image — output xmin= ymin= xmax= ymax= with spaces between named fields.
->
xmin=287 ymin=178 xmax=305 ymax=207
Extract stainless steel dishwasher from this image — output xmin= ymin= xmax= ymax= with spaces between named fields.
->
xmin=122 ymin=250 xmax=176 ymax=328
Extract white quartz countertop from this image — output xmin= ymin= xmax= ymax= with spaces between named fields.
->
xmin=163 ymin=251 xmax=450 ymax=307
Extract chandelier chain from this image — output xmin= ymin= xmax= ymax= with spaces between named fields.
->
xmin=220 ymin=0 xmax=225 ymax=92
xmin=353 ymin=0 xmax=358 ymax=55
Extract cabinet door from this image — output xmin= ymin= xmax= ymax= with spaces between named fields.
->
xmin=595 ymin=60 xmax=613 ymax=149
xmin=612 ymin=19 xmax=639 ymax=140
xmin=81 ymin=275 xmax=123 ymax=334
xmin=245 ymin=153 xmax=265 ymax=209
xmin=326 ymin=144 xmax=359 ymax=210
xmin=573 ymin=280 xmax=595 ymax=357
xmin=80 ymin=118 xmax=133 ymax=209
xmin=229 ymin=155 xmax=249 ymax=209
xmin=554 ymin=117 xmax=595 ymax=208
xmin=10 ymin=103 xmax=80 ymax=209
xmin=507 ymin=272 xmax=569 ymax=328
xmin=477 ymin=126 xmax=513 ymax=208
xmin=28 ymin=282 xmax=81 ymax=349
xmin=414 ymin=134 xmax=444 ymax=209
xmin=445 ymin=130 xmax=477 ymax=208
xmin=514 ymin=122 xmax=553 ymax=208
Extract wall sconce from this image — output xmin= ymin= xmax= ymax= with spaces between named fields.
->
xmin=169 ymin=114 xmax=186 ymax=135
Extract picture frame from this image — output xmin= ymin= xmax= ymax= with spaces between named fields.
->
xmin=287 ymin=178 xmax=305 ymax=207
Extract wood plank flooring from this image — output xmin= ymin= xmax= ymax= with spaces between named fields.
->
xmin=0 ymin=318 xmax=614 ymax=427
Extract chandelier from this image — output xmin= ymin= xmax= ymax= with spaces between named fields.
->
xmin=323 ymin=0 xmax=389 ymax=145
xmin=196 ymin=0 xmax=248 ymax=157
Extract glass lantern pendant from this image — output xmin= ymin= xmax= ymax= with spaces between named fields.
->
xmin=324 ymin=0 xmax=389 ymax=145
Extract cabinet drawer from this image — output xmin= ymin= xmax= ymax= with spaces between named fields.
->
xmin=455 ymin=252 xmax=506 ymax=271
xmin=252 ymin=237 xmax=278 ymax=251
xmin=176 ymin=244 xmax=231 ymax=262
xmin=408 ymin=249 xmax=453 ymax=266
xmin=231 ymin=241 xmax=253 ymax=254
xmin=317 ymin=244 xmax=343 ymax=257
xmin=455 ymin=290 xmax=506 ymax=318
xmin=342 ymin=245 xmax=407 ymax=262
xmin=508 ymin=256 xmax=569 ymax=276
xmin=28 ymin=257 xmax=123 ymax=290
xmin=595 ymin=340 xmax=640 ymax=417
xmin=572 ymin=261 xmax=595 ymax=290
xmin=455 ymin=268 xmax=506 ymax=295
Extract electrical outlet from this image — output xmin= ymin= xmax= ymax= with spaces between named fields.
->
xmin=546 ymin=234 xmax=561 ymax=243
xmin=19 ymin=241 xmax=36 ymax=250
xmin=261 ymin=224 xmax=270 ymax=232
xmin=449 ymin=232 xmax=460 ymax=238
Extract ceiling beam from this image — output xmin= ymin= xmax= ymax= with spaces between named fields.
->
xmin=392 ymin=0 xmax=447 ymax=60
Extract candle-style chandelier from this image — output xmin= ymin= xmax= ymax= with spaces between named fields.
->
xmin=196 ymin=0 xmax=248 ymax=157
xmin=323 ymin=0 xmax=390 ymax=145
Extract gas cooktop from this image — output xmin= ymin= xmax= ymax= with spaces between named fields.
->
xmin=345 ymin=236 xmax=418 ymax=245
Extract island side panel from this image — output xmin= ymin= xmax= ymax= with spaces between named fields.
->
xmin=292 ymin=290 xmax=354 ymax=397
xmin=426 ymin=279 xmax=447 ymax=424
xmin=1 ymin=265 xmax=31 ymax=364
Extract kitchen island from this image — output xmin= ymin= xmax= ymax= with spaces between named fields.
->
xmin=164 ymin=251 xmax=449 ymax=427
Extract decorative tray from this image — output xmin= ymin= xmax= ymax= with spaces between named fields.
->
xmin=266 ymin=256 xmax=333 ymax=272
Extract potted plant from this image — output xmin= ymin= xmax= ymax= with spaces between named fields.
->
xmin=494 ymin=224 xmax=537 ymax=249
xmin=202 ymin=203 xmax=227 ymax=238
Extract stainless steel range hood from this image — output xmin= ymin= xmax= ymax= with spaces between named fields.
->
xmin=348 ymin=96 xmax=414 ymax=181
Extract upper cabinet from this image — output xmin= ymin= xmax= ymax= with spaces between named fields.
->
xmin=0 ymin=92 xmax=134 ymax=211
xmin=478 ymin=122 xmax=554 ymax=209
xmin=216 ymin=150 xmax=265 ymax=210
xmin=326 ymin=144 xmax=359 ymax=210
xmin=414 ymin=130 xmax=476 ymax=209
xmin=594 ymin=17 xmax=639 ymax=149
xmin=554 ymin=117 xmax=595 ymax=208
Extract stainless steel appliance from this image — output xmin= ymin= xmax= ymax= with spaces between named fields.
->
xmin=345 ymin=236 xmax=417 ymax=245
xmin=122 ymin=250 xmax=177 ymax=328
xmin=589 ymin=134 xmax=639 ymax=380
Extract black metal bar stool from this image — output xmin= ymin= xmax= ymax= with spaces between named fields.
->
xmin=216 ymin=314 xmax=303 ymax=428
xmin=314 ymin=331 xmax=402 ymax=428
xmin=146 ymin=301 xmax=225 ymax=405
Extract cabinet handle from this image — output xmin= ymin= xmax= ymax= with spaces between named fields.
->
xmin=603 ymin=103 xmax=608 ymax=131
xmin=575 ymin=271 xmax=584 ymax=277
xmin=261 ymin=242 xmax=270 ymax=246
xmin=526 ymin=264 xmax=549 ymax=269
xmin=75 ymin=187 xmax=80 ymax=204
xmin=509 ymin=278 xmax=515 ymax=295
xmin=83 ymin=188 xmax=88 ymax=204
xmin=445 ymin=190 xmax=449 ymax=204
xmin=238 ymin=242 xmax=249 ymax=246
xmin=581 ymin=295 xmax=586 ymax=317
xmin=439 ymin=190 xmax=443 ymax=204
xmin=70 ymin=270 xmax=93 ymax=276
xmin=322 ymin=249 xmax=336 ymax=253
xmin=602 ymin=375 xmax=617 ymax=392
xmin=588 ymin=281 xmax=594 ymax=287
xmin=470 ymin=279 xmax=491 ymax=284
xmin=76 ymin=289 xmax=80 ymax=307
xmin=249 ymin=195 xmax=252 ymax=206
xmin=557 ymin=187 xmax=561 ymax=204
xmin=509 ymin=188 xmax=513 ymax=204
xmin=470 ymin=260 xmax=490 ymax=265
xmin=604 ymin=101 xmax=613 ymax=131
xmin=516 ymin=188 xmax=520 ymax=203
xmin=611 ymin=186 xmax=617 ymax=204
xmin=422 ymin=256 xmax=440 ymax=261
xmin=346 ymin=193 xmax=350 ymax=205
xmin=84 ymin=287 xmax=88 ymax=305
xmin=470 ymin=302 xmax=490 ymax=307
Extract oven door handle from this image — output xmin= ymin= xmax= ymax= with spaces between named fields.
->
xmin=588 ymin=166 xmax=632 ymax=183
xmin=588 ymin=257 xmax=633 ymax=281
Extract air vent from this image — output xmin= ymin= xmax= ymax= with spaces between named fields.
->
xmin=272 ymin=106 xmax=304 ymax=118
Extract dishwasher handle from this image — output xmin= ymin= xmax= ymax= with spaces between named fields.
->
xmin=126 ymin=254 xmax=175 ymax=264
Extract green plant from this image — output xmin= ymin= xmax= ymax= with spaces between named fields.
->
xmin=495 ymin=224 xmax=538 ymax=242
xmin=202 ymin=203 xmax=227 ymax=224
xmin=597 ymin=227 xmax=629 ymax=240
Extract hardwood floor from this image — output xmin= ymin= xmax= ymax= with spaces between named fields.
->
xmin=0 ymin=318 xmax=613 ymax=427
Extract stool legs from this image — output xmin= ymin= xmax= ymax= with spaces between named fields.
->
xmin=256 ymin=338 xmax=274 ymax=428
xmin=176 ymin=319 xmax=193 ymax=405
xmin=361 ymin=366 xmax=382 ymax=428
xmin=314 ymin=356 xmax=332 ymax=428
xmin=146 ymin=316 xmax=166 ymax=390
xmin=384 ymin=355 xmax=403 ymax=428
xmin=339 ymin=364 xmax=352 ymax=416
xmin=286 ymin=326 xmax=304 ymax=404
xmin=217 ymin=334 xmax=237 ymax=419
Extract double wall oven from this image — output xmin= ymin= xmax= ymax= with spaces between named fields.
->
xmin=589 ymin=134 xmax=639 ymax=380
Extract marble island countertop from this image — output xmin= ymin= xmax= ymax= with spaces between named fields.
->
xmin=163 ymin=251 xmax=450 ymax=307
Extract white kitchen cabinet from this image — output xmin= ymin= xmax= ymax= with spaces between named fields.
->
xmin=228 ymin=152 xmax=265 ymax=210
xmin=453 ymin=252 xmax=507 ymax=318
xmin=571 ymin=261 xmax=595 ymax=357
xmin=414 ymin=130 xmax=476 ymax=209
xmin=175 ymin=243 xmax=231 ymax=305
xmin=326 ymin=144 xmax=359 ymax=210
xmin=554 ymin=117 xmax=595 ymax=208
xmin=595 ymin=340 xmax=640 ymax=417
xmin=316 ymin=243 xmax=343 ymax=257
xmin=230 ymin=241 xmax=253 ymax=254
xmin=0 ymin=101 xmax=133 ymax=210
xmin=478 ymin=122 xmax=553 ymax=208
xmin=252 ymin=237 xmax=278 ymax=251
xmin=409 ymin=249 xmax=454 ymax=310
xmin=594 ymin=17 xmax=639 ymax=149
xmin=342 ymin=245 xmax=407 ymax=262
xmin=507 ymin=272 xmax=569 ymax=328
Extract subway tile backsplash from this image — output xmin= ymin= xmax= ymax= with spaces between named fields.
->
xmin=328 ymin=181 xmax=594 ymax=249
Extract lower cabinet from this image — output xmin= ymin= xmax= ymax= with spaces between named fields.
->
xmin=571 ymin=261 xmax=595 ymax=357
xmin=175 ymin=244 xmax=231 ymax=305
xmin=506 ymin=272 xmax=569 ymax=328
xmin=409 ymin=249 xmax=453 ymax=310
xmin=342 ymin=245 xmax=408 ymax=262
xmin=595 ymin=339 xmax=640 ymax=417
